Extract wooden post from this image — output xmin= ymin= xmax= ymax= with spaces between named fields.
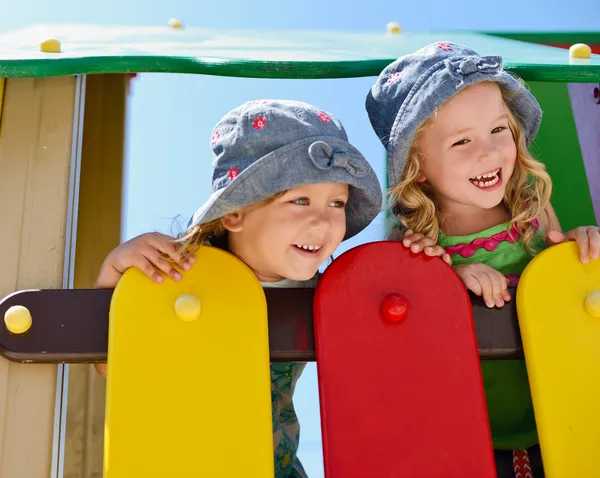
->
xmin=0 ymin=75 xmax=84 ymax=478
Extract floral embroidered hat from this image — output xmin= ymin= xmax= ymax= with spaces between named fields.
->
xmin=189 ymin=99 xmax=382 ymax=239
xmin=365 ymin=41 xmax=543 ymax=188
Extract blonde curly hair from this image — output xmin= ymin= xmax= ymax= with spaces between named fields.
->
xmin=389 ymin=82 xmax=552 ymax=252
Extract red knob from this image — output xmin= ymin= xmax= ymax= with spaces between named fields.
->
xmin=381 ymin=293 xmax=408 ymax=323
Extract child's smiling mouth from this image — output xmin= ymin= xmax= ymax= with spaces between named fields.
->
xmin=469 ymin=168 xmax=502 ymax=189
xmin=292 ymin=244 xmax=322 ymax=254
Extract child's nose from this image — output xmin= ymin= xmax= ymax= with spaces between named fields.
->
xmin=478 ymin=143 xmax=502 ymax=163
xmin=308 ymin=210 xmax=332 ymax=230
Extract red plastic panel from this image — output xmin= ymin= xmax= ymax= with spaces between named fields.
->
xmin=314 ymin=242 xmax=496 ymax=478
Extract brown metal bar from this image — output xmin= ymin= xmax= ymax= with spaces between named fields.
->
xmin=0 ymin=287 xmax=522 ymax=363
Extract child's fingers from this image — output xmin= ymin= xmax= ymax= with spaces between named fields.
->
xmin=135 ymin=256 xmax=165 ymax=283
xmin=442 ymin=253 xmax=452 ymax=266
xmin=182 ymin=248 xmax=197 ymax=264
xmin=415 ymin=236 xmax=436 ymax=246
xmin=500 ymin=275 xmax=512 ymax=302
xmin=573 ymin=227 xmax=590 ymax=264
xmin=461 ymin=273 xmax=483 ymax=298
xmin=159 ymin=248 xmax=195 ymax=271
xmin=167 ymin=245 xmax=197 ymax=266
xmin=148 ymin=233 xmax=193 ymax=270
xmin=143 ymin=251 xmax=182 ymax=281
xmin=474 ymin=272 xmax=497 ymax=309
xmin=454 ymin=264 xmax=508 ymax=308
xmin=423 ymin=245 xmax=446 ymax=258
xmin=588 ymin=227 xmax=600 ymax=261
xmin=489 ymin=272 xmax=507 ymax=308
xmin=422 ymin=245 xmax=436 ymax=255
xmin=409 ymin=236 xmax=429 ymax=252
xmin=403 ymin=231 xmax=423 ymax=248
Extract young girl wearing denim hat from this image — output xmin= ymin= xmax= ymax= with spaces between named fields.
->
xmin=94 ymin=99 xmax=448 ymax=477
xmin=366 ymin=42 xmax=600 ymax=477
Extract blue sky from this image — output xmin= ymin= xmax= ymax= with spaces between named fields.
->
xmin=1 ymin=0 xmax=598 ymax=476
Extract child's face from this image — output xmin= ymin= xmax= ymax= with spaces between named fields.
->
xmin=417 ymin=82 xmax=517 ymax=217
xmin=222 ymin=182 xmax=349 ymax=282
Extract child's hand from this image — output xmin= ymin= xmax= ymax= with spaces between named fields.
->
xmin=93 ymin=232 xmax=195 ymax=378
xmin=402 ymin=229 xmax=452 ymax=266
xmin=95 ymin=232 xmax=196 ymax=289
xmin=453 ymin=263 xmax=511 ymax=309
xmin=546 ymin=226 xmax=600 ymax=264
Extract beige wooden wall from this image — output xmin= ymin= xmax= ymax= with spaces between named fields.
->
xmin=0 ymin=73 xmax=126 ymax=478
xmin=0 ymin=75 xmax=82 ymax=478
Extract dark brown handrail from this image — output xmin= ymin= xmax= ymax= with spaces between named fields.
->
xmin=0 ymin=287 xmax=522 ymax=364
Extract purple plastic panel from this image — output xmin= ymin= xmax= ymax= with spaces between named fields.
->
xmin=568 ymin=83 xmax=600 ymax=225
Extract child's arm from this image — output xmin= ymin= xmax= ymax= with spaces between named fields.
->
xmin=541 ymin=203 xmax=599 ymax=264
xmin=538 ymin=202 xmax=563 ymax=235
xmin=388 ymin=228 xmax=452 ymax=266
xmin=94 ymin=232 xmax=196 ymax=376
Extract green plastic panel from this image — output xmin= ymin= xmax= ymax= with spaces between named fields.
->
xmin=527 ymin=81 xmax=596 ymax=230
xmin=1 ymin=25 xmax=600 ymax=81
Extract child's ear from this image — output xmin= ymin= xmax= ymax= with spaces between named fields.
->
xmin=416 ymin=173 xmax=427 ymax=183
xmin=220 ymin=212 xmax=244 ymax=232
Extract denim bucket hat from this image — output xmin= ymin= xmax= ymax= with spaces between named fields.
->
xmin=189 ymin=99 xmax=382 ymax=239
xmin=365 ymin=41 xmax=542 ymax=188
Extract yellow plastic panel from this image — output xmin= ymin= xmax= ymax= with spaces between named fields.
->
xmin=104 ymin=245 xmax=274 ymax=478
xmin=517 ymin=241 xmax=600 ymax=477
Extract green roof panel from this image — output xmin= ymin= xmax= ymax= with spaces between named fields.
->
xmin=1 ymin=25 xmax=599 ymax=81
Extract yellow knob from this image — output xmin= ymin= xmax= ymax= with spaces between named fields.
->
xmin=387 ymin=22 xmax=401 ymax=34
xmin=4 ymin=305 xmax=33 ymax=334
xmin=585 ymin=290 xmax=600 ymax=318
xmin=40 ymin=38 xmax=61 ymax=53
xmin=174 ymin=294 xmax=201 ymax=322
xmin=569 ymin=43 xmax=591 ymax=59
xmin=168 ymin=18 xmax=184 ymax=29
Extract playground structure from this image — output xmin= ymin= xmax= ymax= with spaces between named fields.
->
xmin=0 ymin=24 xmax=599 ymax=477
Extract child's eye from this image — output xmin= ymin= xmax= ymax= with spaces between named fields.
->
xmin=330 ymin=200 xmax=346 ymax=208
xmin=452 ymin=138 xmax=469 ymax=147
xmin=291 ymin=198 xmax=309 ymax=206
xmin=492 ymin=126 xmax=508 ymax=134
